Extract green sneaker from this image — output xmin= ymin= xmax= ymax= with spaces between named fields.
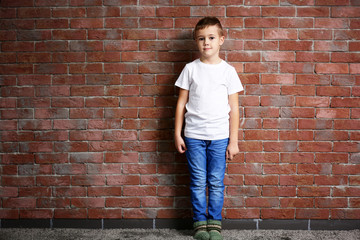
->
xmin=207 ymin=220 xmax=223 ymax=240
xmin=193 ymin=221 xmax=210 ymax=240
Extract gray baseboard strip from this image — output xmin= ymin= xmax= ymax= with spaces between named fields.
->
xmin=1 ymin=219 xmax=359 ymax=230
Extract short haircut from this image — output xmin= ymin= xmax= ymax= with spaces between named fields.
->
xmin=194 ymin=17 xmax=224 ymax=39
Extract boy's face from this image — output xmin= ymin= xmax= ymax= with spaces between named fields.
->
xmin=195 ymin=25 xmax=224 ymax=62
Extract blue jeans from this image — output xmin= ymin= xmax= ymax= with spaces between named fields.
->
xmin=184 ymin=137 xmax=229 ymax=222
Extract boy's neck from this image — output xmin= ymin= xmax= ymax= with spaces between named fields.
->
xmin=200 ymin=56 xmax=222 ymax=65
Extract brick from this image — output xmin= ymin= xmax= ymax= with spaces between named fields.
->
xmin=298 ymin=187 xmax=331 ymax=197
xmin=71 ymin=176 xmax=106 ymax=186
xmin=227 ymin=6 xmax=260 ymax=17
xmin=20 ymin=210 xmax=52 ymax=219
xmin=52 ymin=7 xmax=86 ymax=17
xmin=87 ymin=29 xmax=122 ymax=40
xmin=262 ymin=6 xmax=295 ymax=16
xmin=191 ymin=6 xmax=225 ymax=16
xmin=20 ymin=187 xmax=51 ymax=197
xmin=245 ymin=175 xmax=278 ymax=185
xmin=228 ymin=163 xmax=262 ymax=175
xmin=70 ymin=0 xmax=103 ymax=6
xmin=332 ymin=7 xmax=360 ymax=17
xmin=317 ymin=86 xmax=351 ymax=96
xmin=157 ymin=6 xmax=190 ymax=17
xmin=280 ymin=62 xmax=314 ymax=73
xmin=263 ymin=52 xmax=295 ymax=62
xmin=350 ymin=63 xmax=360 ymax=74
xmin=244 ymin=130 xmax=278 ymax=140
xmin=106 ymin=198 xmax=140 ymax=208
xmin=281 ymin=108 xmax=315 ymax=119
xmin=36 ymin=41 xmax=69 ymax=52
xmin=296 ymin=209 xmax=329 ymax=219
xmin=334 ymin=142 xmax=360 ymax=152
xmin=315 ymin=18 xmax=349 ymax=29
xmin=229 ymin=29 xmax=262 ymax=40
xmin=280 ymin=18 xmax=313 ymax=28
xmin=0 ymin=187 xmax=19 ymax=197
xmin=226 ymin=208 xmax=260 ymax=219
xmin=54 ymin=209 xmax=87 ymax=219
xmin=297 ymin=7 xmax=330 ymax=17
xmin=35 ymin=153 xmax=68 ymax=164
xmin=263 ymin=164 xmax=297 ymax=174
xmin=71 ymin=18 xmax=103 ymax=28
xmin=245 ymin=0 xmax=278 ymax=5
xmin=280 ymin=198 xmax=313 ymax=208
xmin=279 ymin=41 xmax=313 ymax=51
xmin=296 ymin=52 xmax=330 ymax=62
xmin=69 ymin=109 xmax=104 ymax=119
xmin=316 ymin=108 xmax=350 ymax=119
xmin=70 ymin=152 xmax=103 ymax=163
xmin=296 ymin=96 xmax=330 ymax=107
xmin=17 ymin=30 xmax=51 ymax=41
xmin=315 ymin=176 xmax=348 ymax=185
xmin=122 ymin=52 xmax=156 ymax=62
xmin=333 ymin=187 xmax=360 ymax=197
xmin=2 ymin=176 xmax=35 ymax=186
xmin=85 ymin=97 xmax=119 ymax=107
xmin=245 ymin=62 xmax=278 ymax=73
xmin=245 ymin=18 xmax=278 ymax=28
xmin=316 ymin=0 xmax=349 ymax=5
xmin=0 ymin=64 xmax=33 ymax=75
xmin=36 ymin=19 xmax=68 ymax=29
xmin=89 ymin=141 xmax=123 ymax=152
xmin=331 ymin=209 xmax=360 ymax=220
xmin=71 ymin=198 xmax=105 ymax=208
xmin=37 ymin=198 xmax=70 ymax=208
xmin=245 ymin=197 xmax=279 ymax=208
xmin=34 ymin=64 xmax=67 ymax=74
xmin=104 ymin=63 xmax=138 ymax=73
xmin=262 ymin=209 xmax=295 ymax=219
xmin=299 ymin=142 xmax=332 ymax=152
xmin=88 ymin=209 xmax=122 ymax=219
xmin=262 ymin=186 xmax=296 ymax=197
xmin=70 ymin=41 xmax=103 ymax=51
xmin=265 ymin=29 xmax=298 ymax=40
xmin=334 ymin=30 xmax=360 ymax=40
xmin=87 ymin=7 xmax=120 ymax=17
xmin=53 ymin=30 xmax=86 ymax=40
xmin=1 ymin=0 xmax=34 ymax=7
xmin=87 ymin=164 xmax=121 ymax=175
xmin=36 ymin=0 xmax=69 ymax=7
xmin=315 ymin=130 xmax=349 ymax=141
xmin=331 ymin=98 xmax=360 ymax=108
xmin=315 ymin=153 xmax=348 ymax=163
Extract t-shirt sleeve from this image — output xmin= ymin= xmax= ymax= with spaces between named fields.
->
xmin=227 ymin=66 xmax=244 ymax=95
xmin=175 ymin=65 xmax=190 ymax=90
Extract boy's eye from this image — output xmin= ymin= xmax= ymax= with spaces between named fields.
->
xmin=198 ymin=37 xmax=204 ymax=41
xmin=210 ymin=37 xmax=215 ymax=40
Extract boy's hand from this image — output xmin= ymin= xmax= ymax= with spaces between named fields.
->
xmin=175 ymin=135 xmax=187 ymax=154
xmin=226 ymin=141 xmax=239 ymax=161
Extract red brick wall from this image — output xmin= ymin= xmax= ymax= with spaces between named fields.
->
xmin=1 ymin=0 xmax=359 ymax=221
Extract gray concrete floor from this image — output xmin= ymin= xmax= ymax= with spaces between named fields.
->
xmin=0 ymin=228 xmax=359 ymax=240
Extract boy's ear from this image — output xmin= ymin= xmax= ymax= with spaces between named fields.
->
xmin=219 ymin=35 xmax=225 ymax=45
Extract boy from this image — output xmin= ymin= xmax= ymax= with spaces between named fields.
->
xmin=174 ymin=17 xmax=244 ymax=240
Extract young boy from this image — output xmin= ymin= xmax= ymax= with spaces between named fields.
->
xmin=174 ymin=17 xmax=244 ymax=240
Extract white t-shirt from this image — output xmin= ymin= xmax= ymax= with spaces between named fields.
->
xmin=175 ymin=59 xmax=243 ymax=140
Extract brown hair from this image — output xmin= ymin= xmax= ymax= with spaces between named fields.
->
xmin=194 ymin=17 xmax=224 ymax=39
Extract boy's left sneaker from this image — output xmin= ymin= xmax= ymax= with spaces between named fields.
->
xmin=207 ymin=220 xmax=223 ymax=240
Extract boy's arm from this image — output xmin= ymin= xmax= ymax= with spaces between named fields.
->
xmin=227 ymin=92 xmax=240 ymax=160
xmin=174 ymin=88 xmax=189 ymax=153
